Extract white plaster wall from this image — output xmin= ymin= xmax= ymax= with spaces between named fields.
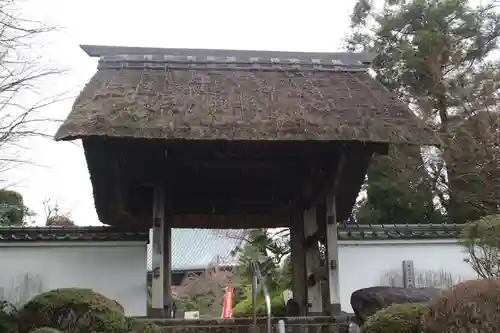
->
xmin=0 ymin=242 xmax=147 ymax=316
xmin=338 ymin=240 xmax=479 ymax=313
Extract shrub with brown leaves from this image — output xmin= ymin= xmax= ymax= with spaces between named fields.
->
xmin=422 ymin=278 xmax=500 ymax=333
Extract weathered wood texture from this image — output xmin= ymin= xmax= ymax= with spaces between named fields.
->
xmin=290 ymin=212 xmax=307 ymax=316
xmin=83 ymin=138 xmax=381 ymax=228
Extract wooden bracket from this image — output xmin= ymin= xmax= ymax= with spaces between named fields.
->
xmin=307 ymin=273 xmax=317 ymax=287
xmin=303 ymin=154 xmax=346 ymax=211
xmin=304 ymin=231 xmax=320 ymax=248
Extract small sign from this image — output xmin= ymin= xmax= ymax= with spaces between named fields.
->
xmin=283 ymin=289 xmax=293 ymax=304
xmin=184 ymin=311 xmax=199 ymax=319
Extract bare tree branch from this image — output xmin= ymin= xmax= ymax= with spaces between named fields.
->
xmin=0 ymin=0 xmax=66 ymax=173
xmin=43 ymin=198 xmax=74 ymax=226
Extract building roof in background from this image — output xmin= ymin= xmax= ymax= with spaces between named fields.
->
xmin=147 ymin=229 xmax=246 ymax=271
xmin=338 ymin=224 xmax=463 ymax=241
xmin=0 ymin=226 xmax=149 ymax=242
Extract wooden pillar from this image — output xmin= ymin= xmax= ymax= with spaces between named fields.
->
xmin=151 ymin=149 xmax=173 ymax=318
xmin=304 ymin=206 xmax=323 ymax=315
xmin=325 ymin=194 xmax=341 ymax=314
xmin=163 ymin=219 xmax=172 ymax=318
xmin=151 ymin=184 xmax=165 ymax=312
xmin=322 ymin=154 xmax=345 ymax=315
xmin=290 ymin=212 xmax=307 ymax=316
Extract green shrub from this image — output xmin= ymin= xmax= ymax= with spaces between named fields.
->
xmin=232 ymin=297 xmax=252 ymax=317
xmin=0 ymin=190 xmax=25 ymax=225
xmin=422 ymin=278 xmax=500 ymax=333
xmin=18 ymin=288 xmax=126 ymax=333
xmin=460 ymin=214 xmax=500 ymax=278
xmin=0 ymin=301 xmax=19 ymax=333
xmin=126 ymin=318 xmax=162 ymax=333
xmin=361 ymin=303 xmax=425 ymax=333
xmin=233 ymin=293 xmax=285 ymax=317
xmin=28 ymin=328 xmax=62 ymax=333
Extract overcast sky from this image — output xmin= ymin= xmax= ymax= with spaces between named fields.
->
xmin=4 ymin=0 xmax=358 ymax=226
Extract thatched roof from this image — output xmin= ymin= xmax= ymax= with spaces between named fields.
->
xmin=55 ymin=45 xmax=436 ymax=145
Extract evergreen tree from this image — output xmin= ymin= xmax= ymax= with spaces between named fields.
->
xmin=347 ymin=0 xmax=500 ymax=224
xmin=0 ymin=190 xmax=26 ymax=225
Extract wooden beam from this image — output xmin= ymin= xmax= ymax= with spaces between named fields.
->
xmin=102 ymin=212 xmax=291 ymax=228
xmin=173 ymin=185 xmax=297 ymax=196
xmin=170 ymin=214 xmax=291 ymax=228
xmin=172 ymin=160 xmax=300 ymax=169
xmin=122 ymin=178 xmax=297 ymax=216
xmin=173 ymin=194 xmax=295 ymax=203
xmin=171 ymin=168 xmax=302 ymax=182
xmin=174 ymin=176 xmax=300 ymax=185
xmin=172 ymin=203 xmax=290 ymax=215
xmin=164 ymin=143 xmax=334 ymax=160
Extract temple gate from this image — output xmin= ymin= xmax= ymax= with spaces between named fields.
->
xmin=55 ymin=45 xmax=436 ymax=318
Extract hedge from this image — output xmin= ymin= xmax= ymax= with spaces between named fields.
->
xmin=362 ymin=303 xmax=425 ymax=333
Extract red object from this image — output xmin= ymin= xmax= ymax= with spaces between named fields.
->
xmin=222 ymin=287 xmax=234 ymax=318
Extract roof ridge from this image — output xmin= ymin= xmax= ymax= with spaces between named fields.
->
xmin=97 ymin=55 xmax=369 ymax=72
xmin=81 ymin=44 xmax=375 ymax=62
